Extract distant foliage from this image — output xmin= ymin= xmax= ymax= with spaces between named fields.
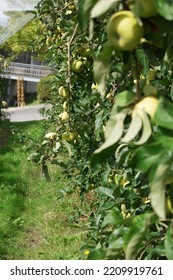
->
xmin=37 ymin=74 xmax=55 ymax=102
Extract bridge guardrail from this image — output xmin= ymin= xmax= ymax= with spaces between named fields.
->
xmin=1 ymin=62 xmax=53 ymax=78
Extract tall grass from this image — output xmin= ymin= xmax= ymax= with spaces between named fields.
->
xmin=0 ymin=120 xmax=86 ymax=259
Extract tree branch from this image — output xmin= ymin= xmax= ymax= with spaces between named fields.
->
xmin=67 ymin=24 xmax=79 ymax=127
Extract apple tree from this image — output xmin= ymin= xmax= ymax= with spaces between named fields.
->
xmin=78 ymin=0 xmax=173 ymax=260
xmin=28 ymin=0 xmax=173 ymax=259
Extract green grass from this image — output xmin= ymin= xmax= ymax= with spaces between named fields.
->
xmin=0 ymin=120 xmax=86 ymax=260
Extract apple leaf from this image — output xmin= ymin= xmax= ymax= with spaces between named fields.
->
xmin=150 ymin=161 xmax=170 ymax=219
xmin=102 ymin=208 xmax=122 ymax=227
xmin=122 ymin=111 xmax=142 ymax=143
xmin=116 ymin=90 xmax=135 ymax=107
xmin=94 ymin=112 xmax=126 ymax=151
xmin=133 ymin=109 xmax=152 ymax=145
xmin=131 ymin=143 xmax=162 ymax=173
xmin=91 ymin=108 xmax=129 ymax=167
xmin=154 ymin=128 xmax=173 ymax=150
xmin=91 ymin=0 xmax=119 ymax=18
xmin=162 ymin=38 xmax=173 ymax=72
xmin=27 ymin=152 xmax=40 ymax=163
xmin=153 ymin=97 xmax=173 ymax=130
xmin=78 ymin=0 xmax=98 ymax=29
xmin=143 ymin=44 xmax=160 ymax=67
xmin=170 ymin=83 xmax=173 ymax=100
xmin=155 ymin=0 xmax=173 ymax=20
xmin=125 ymin=213 xmax=157 ymax=260
xmin=87 ymin=248 xmax=105 ymax=260
xmin=61 ymin=139 xmax=72 ymax=156
xmin=53 ymin=141 xmax=61 ymax=152
xmin=95 ymin=187 xmax=115 ymax=200
xmin=93 ymin=41 xmax=114 ymax=96
xmin=42 ymin=164 xmax=51 ymax=182
xmin=165 ymin=222 xmax=173 ymax=260
xmin=136 ymin=49 xmax=149 ymax=76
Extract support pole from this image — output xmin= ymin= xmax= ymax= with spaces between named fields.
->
xmin=17 ymin=77 xmax=21 ymax=107
xmin=21 ymin=78 xmax=25 ymax=106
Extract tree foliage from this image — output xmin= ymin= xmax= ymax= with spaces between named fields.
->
xmin=26 ymin=0 xmax=173 ymax=260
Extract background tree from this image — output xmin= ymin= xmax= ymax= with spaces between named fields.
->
xmin=0 ymin=17 xmax=47 ymax=62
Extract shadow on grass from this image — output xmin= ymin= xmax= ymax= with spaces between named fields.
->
xmin=0 ymin=121 xmax=28 ymax=259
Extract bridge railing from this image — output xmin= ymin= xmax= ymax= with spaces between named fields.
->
xmin=2 ymin=62 xmax=53 ymax=78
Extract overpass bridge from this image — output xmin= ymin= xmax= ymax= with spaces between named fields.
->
xmin=3 ymin=62 xmax=53 ymax=82
xmin=1 ymin=62 xmax=53 ymax=106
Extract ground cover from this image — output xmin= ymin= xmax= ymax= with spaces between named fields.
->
xmin=0 ymin=120 xmax=86 ymax=259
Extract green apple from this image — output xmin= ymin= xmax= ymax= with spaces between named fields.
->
xmin=58 ymin=86 xmax=69 ymax=98
xmin=107 ymin=11 xmax=144 ymax=51
xmin=128 ymin=0 xmax=157 ymax=18
xmin=146 ymin=69 xmax=156 ymax=82
xmin=62 ymin=131 xmax=78 ymax=142
xmin=82 ymin=47 xmax=92 ymax=57
xmin=62 ymin=132 xmax=71 ymax=142
xmin=72 ymin=60 xmax=84 ymax=73
xmin=135 ymin=96 xmax=159 ymax=118
xmin=75 ymin=46 xmax=91 ymax=57
xmin=75 ymin=46 xmax=84 ymax=55
xmin=69 ymin=131 xmax=78 ymax=141
xmin=59 ymin=111 xmax=69 ymax=122
xmin=165 ymin=197 xmax=173 ymax=215
xmin=143 ymin=84 xmax=157 ymax=96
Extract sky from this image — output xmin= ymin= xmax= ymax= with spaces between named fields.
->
xmin=0 ymin=0 xmax=40 ymax=26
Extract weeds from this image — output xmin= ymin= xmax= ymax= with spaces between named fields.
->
xmin=0 ymin=120 xmax=85 ymax=259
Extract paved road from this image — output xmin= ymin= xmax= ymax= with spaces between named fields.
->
xmin=2 ymin=104 xmax=52 ymax=122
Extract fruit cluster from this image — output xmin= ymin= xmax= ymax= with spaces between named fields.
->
xmin=58 ymin=85 xmax=78 ymax=143
xmin=106 ymin=0 xmax=161 ymax=117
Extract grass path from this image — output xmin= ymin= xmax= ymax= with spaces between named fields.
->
xmin=0 ymin=120 xmax=86 ymax=259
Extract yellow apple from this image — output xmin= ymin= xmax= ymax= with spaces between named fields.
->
xmin=143 ymin=84 xmax=157 ymax=96
xmin=107 ymin=11 xmax=143 ymax=51
xmin=165 ymin=197 xmax=173 ymax=215
xmin=91 ymin=82 xmax=98 ymax=91
xmin=62 ymin=131 xmax=78 ymax=142
xmin=59 ymin=111 xmax=69 ymax=122
xmin=72 ymin=60 xmax=84 ymax=73
xmin=58 ymin=86 xmax=69 ymax=98
xmin=45 ymin=132 xmax=56 ymax=140
xmin=128 ymin=0 xmax=157 ymax=18
xmin=62 ymin=101 xmax=68 ymax=110
xmin=135 ymin=96 xmax=159 ymax=118
xmin=68 ymin=5 xmax=76 ymax=11
xmin=121 ymin=204 xmax=127 ymax=212
xmin=2 ymin=101 xmax=8 ymax=108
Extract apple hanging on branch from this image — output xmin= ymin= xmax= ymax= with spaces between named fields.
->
xmin=107 ymin=10 xmax=144 ymax=51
